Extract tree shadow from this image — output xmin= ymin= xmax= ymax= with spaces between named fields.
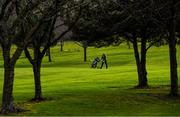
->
xmin=127 ymin=85 xmax=180 ymax=100
xmin=0 ymin=105 xmax=30 ymax=115
xmin=29 ymin=97 xmax=54 ymax=103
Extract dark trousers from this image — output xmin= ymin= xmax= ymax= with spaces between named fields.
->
xmin=100 ymin=61 xmax=108 ymax=69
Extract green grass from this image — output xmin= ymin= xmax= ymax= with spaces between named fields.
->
xmin=0 ymin=42 xmax=180 ymax=116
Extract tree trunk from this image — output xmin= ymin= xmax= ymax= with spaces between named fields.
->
xmin=60 ymin=40 xmax=64 ymax=52
xmin=132 ymin=36 xmax=142 ymax=87
xmin=139 ymin=37 xmax=148 ymax=88
xmin=82 ymin=40 xmax=88 ymax=62
xmin=45 ymin=50 xmax=49 ymax=56
xmin=32 ymin=60 xmax=43 ymax=100
xmin=1 ymin=66 xmax=15 ymax=113
xmin=83 ymin=47 xmax=87 ymax=62
xmin=168 ymin=0 xmax=178 ymax=96
xmin=48 ymin=48 xmax=52 ymax=62
xmin=25 ymin=47 xmax=44 ymax=101
xmin=1 ymin=47 xmax=15 ymax=113
xmin=127 ymin=40 xmax=131 ymax=49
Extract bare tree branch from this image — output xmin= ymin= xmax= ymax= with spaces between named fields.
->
xmin=11 ymin=20 xmax=42 ymax=65
xmin=40 ymin=15 xmax=58 ymax=58
xmin=41 ymin=0 xmax=84 ymax=57
xmin=73 ymin=41 xmax=83 ymax=47
xmin=54 ymin=23 xmax=65 ymax=29
xmin=11 ymin=0 xmax=43 ymax=29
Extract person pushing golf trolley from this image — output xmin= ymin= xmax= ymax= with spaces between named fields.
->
xmin=91 ymin=53 xmax=108 ymax=69
xmin=91 ymin=57 xmax=100 ymax=68
xmin=100 ymin=53 xmax=108 ymax=69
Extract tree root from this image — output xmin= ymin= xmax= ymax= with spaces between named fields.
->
xmin=30 ymin=97 xmax=46 ymax=102
xmin=168 ymin=93 xmax=179 ymax=98
xmin=0 ymin=106 xmax=28 ymax=115
xmin=134 ymin=84 xmax=149 ymax=89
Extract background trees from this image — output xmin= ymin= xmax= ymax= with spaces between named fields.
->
xmin=70 ymin=0 xmax=163 ymax=88
xmin=70 ymin=0 xmax=119 ymax=62
xmin=69 ymin=0 xmax=179 ymax=94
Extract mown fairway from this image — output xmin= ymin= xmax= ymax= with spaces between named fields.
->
xmin=0 ymin=42 xmax=180 ymax=116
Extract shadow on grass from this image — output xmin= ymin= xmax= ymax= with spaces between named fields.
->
xmin=0 ymin=97 xmax=55 ymax=115
xmin=127 ymin=85 xmax=180 ymax=100
xmin=0 ymin=105 xmax=30 ymax=116
xmin=28 ymin=97 xmax=54 ymax=103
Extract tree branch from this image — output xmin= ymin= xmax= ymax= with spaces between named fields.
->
xmin=73 ymin=41 xmax=83 ymax=47
xmin=24 ymin=47 xmax=34 ymax=64
xmin=10 ymin=19 xmax=43 ymax=65
xmin=40 ymin=0 xmax=84 ymax=58
xmin=3 ymin=0 xmax=16 ymax=21
xmin=54 ymin=23 xmax=65 ymax=30
xmin=40 ymin=16 xmax=58 ymax=58
xmin=0 ymin=35 xmax=3 ymax=44
xmin=0 ymin=0 xmax=12 ymax=20
xmin=146 ymin=38 xmax=162 ymax=51
xmin=11 ymin=0 xmax=42 ymax=29
xmin=51 ymin=6 xmax=82 ymax=45
xmin=10 ymin=47 xmax=23 ymax=66
xmin=15 ymin=0 xmax=20 ymax=15
xmin=23 ymin=20 xmax=43 ymax=45
xmin=38 ymin=21 xmax=51 ymax=44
